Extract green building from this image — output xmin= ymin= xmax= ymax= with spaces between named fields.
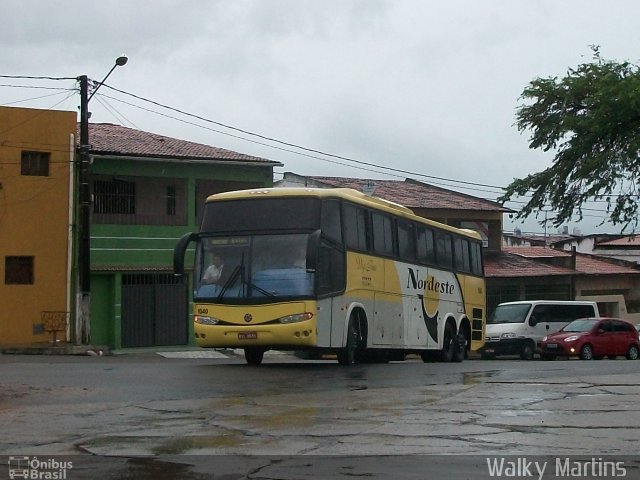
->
xmin=87 ymin=123 xmax=281 ymax=349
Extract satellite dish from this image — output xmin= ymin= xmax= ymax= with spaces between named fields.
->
xmin=362 ymin=182 xmax=376 ymax=196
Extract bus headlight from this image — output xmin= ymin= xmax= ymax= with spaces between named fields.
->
xmin=195 ymin=315 xmax=220 ymax=325
xmin=278 ymin=312 xmax=314 ymax=324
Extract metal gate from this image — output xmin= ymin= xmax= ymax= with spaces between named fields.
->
xmin=121 ymin=273 xmax=188 ymax=348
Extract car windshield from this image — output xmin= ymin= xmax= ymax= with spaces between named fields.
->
xmin=488 ymin=304 xmax=531 ymax=324
xmin=562 ymin=318 xmax=598 ymax=332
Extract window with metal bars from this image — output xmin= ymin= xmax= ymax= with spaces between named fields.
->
xmin=93 ymin=179 xmax=136 ymax=215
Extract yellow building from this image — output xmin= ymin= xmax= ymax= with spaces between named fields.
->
xmin=0 ymin=106 xmax=77 ymax=345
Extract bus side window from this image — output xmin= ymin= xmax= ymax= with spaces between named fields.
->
xmin=372 ymin=212 xmax=394 ymax=256
xmin=321 ymin=200 xmax=342 ymax=244
xmin=436 ymin=231 xmax=453 ymax=269
xmin=343 ymin=204 xmax=369 ymax=252
xmin=397 ymin=220 xmax=416 ymax=262
xmin=417 ymin=227 xmax=435 ymax=265
xmin=470 ymin=241 xmax=483 ymax=276
xmin=454 ymin=237 xmax=471 ymax=273
xmin=318 ymin=241 xmax=345 ymax=296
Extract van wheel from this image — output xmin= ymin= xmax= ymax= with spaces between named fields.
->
xmin=626 ymin=345 xmax=639 ymax=360
xmin=580 ymin=344 xmax=593 ymax=360
xmin=519 ymin=342 xmax=535 ymax=360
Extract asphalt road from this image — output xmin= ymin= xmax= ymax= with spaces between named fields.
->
xmin=1 ymin=352 xmax=639 ymax=479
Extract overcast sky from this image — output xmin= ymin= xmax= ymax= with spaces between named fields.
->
xmin=3 ymin=0 xmax=639 ymax=234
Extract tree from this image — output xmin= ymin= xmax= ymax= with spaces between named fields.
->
xmin=499 ymin=47 xmax=640 ymax=231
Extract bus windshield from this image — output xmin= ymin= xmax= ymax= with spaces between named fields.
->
xmin=194 ymin=233 xmax=314 ymax=301
xmin=487 ymin=303 xmax=531 ymax=324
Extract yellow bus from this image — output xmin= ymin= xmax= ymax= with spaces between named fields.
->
xmin=174 ymin=187 xmax=486 ymax=365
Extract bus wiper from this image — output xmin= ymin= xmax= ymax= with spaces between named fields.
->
xmin=245 ymin=279 xmax=276 ymax=298
xmin=217 ymin=264 xmax=242 ymax=301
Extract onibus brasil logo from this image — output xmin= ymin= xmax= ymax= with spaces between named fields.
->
xmin=8 ymin=456 xmax=72 ymax=479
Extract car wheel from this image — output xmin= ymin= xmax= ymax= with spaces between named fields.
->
xmin=626 ymin=345 xmax=639 ymax=360
xmin=519 ymin=342 xmax=535 ymax=360
xmin=580 ymin=344 xmax=594 ymax=360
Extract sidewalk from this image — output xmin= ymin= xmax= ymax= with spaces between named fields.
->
xmin=0 ymin=343 xmax=110 ymax=356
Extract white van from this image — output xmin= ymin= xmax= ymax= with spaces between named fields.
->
xmin=479 ymin=300 xmax=599 ymax=360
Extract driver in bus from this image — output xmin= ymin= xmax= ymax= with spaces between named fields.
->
xmin=202 ymin=254 xmax=225 ymax=284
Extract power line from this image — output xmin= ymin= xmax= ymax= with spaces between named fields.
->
xmin=0 ymin=75 xmax=76 ymax=81
xmin=101 ymin=83 xmax=507 ymax=191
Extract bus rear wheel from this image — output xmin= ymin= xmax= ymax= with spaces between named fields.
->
xmin=440 ymin=323 xmax=456 ymax=362
xmin=452 ymin=330 xmax=467 ymax=363
xmin=244 ymin=347 xmax=265 ymax=365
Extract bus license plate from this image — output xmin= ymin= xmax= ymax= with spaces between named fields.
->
xmin=238 ymin=332 xmax=257 ymax=340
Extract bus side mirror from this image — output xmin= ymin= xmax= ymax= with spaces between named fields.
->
xmin=174 ymin=232 xmax=198 ymax=276
xmin=306 ymin=230 xmax=321 ymax=272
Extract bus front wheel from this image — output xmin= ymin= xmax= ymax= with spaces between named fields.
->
xmin=244 ymin=347 xmax=265 ymax=365
xmin=338 ymin=314 xmax=365 ymax=365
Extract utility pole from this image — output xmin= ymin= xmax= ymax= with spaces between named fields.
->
xmin=77 ymin=74 xmax=91 ymax=344
xmin=75 ymin=56 xmax=128 ymax=345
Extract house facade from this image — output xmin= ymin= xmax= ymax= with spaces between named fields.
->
xmin=87 ymin=124 xmax=282 ymax=349
xmin=0 ymin=106 xmax=77 ymax=346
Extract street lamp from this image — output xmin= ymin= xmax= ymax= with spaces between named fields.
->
xmin=76 ymin=55 xmax=128 ymax=344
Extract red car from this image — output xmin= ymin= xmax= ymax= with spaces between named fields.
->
xmin=540 ymin=317 xmax=640 ymax=360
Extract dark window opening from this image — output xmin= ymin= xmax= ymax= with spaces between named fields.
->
xmin=5 ymin=256 xmax=34 ymax=284
xmin=21 ymin=151 xmax=50 ymax=176
xmin=167 ymin=185 xmax=177 ymax=216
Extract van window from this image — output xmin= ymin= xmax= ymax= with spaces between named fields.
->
xmin=488 ymin=303 xmax=531 ymax=324
xmin=530 ymin=304 xmax=596 ymax=324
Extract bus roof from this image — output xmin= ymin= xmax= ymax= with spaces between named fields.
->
xmin=206 ymin=187 xmax=482 ymax=240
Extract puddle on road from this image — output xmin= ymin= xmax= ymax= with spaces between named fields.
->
xmin=462 ymin=370 xmax=499 ymax=385
xmin=152 ymin=434 xmax=245 ymax=455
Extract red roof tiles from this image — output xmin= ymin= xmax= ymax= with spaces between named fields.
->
xmin=501 ymin=246 xmax=640 ymax=276
xmin=308 ymin=176 xmax=508 ymax=212
xmin=84 ymin=123 xmax=281 ymax=165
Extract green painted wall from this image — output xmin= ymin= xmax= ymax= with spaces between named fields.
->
xmin=88 ymin=156 xmax=275 ymax=349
